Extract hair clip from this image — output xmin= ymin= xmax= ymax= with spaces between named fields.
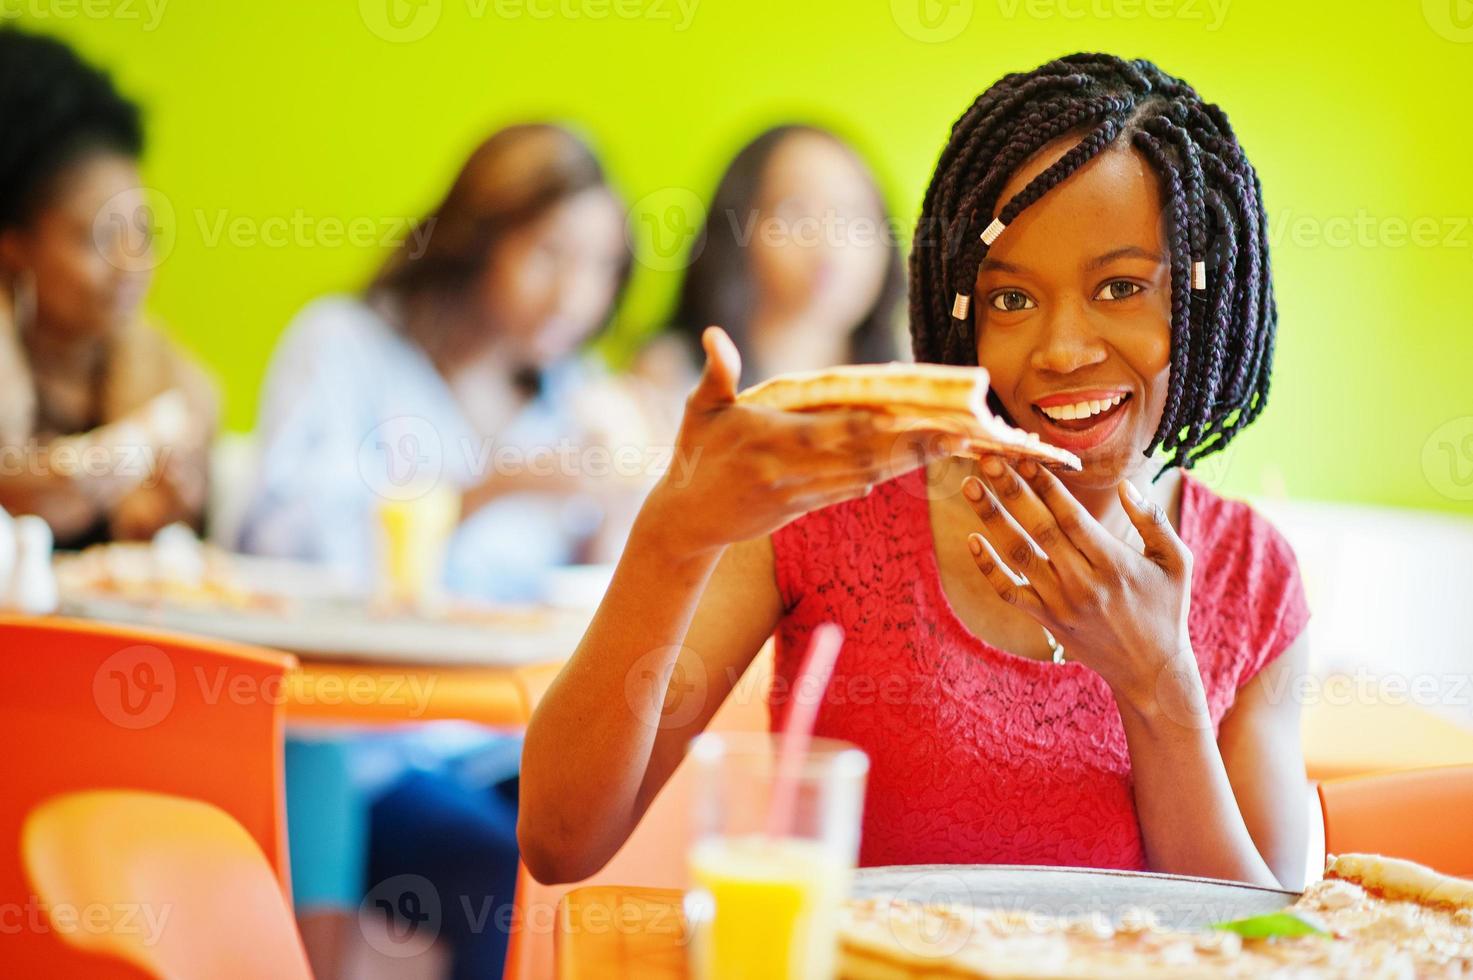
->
xmin=1191 ymin=260 xmax=1207 ymax=290
xmin=980 ymin=218 xmax=1007 ymax=246
xmin=951 ymin=293 xmax=971 ymax=319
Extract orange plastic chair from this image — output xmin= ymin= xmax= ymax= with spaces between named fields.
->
xmin=1318 ymin=764 xmax=1473 ymax=877
xmin=23 ymin=790 xmax=313 ymax=979
xmin=504 ymin=642 xmax=776 ymax=980
xmin=0 ymin=615 xmax=298 ymax=978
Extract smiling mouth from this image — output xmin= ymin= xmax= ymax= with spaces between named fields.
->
xmin=1032 ymin=392 xmax=1132 ymax=432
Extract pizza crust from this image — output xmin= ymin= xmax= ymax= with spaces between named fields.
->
xmin=1324 ymin=852 xmax=1473 ymax=911
xmin=735 ymin=364 xmax=1082 ymax=472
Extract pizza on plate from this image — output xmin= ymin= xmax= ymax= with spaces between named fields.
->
xmin=837 ymin=853 xmax=1473 ymax=978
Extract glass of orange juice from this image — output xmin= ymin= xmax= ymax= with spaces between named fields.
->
xmin=685 ymin=732 xmax=869 ymax=980
xmin=375 ymin=480 xmax=461 ymax=610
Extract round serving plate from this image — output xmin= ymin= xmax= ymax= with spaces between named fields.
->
xmin=853 ymin=864 xmax=1298 ymax=931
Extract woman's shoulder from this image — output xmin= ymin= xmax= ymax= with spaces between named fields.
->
xmin=1181 ymin=472 xmax=1310 ymax=689
xmin=276 ymin=294 xmax=395 ymax=354
xmin=103 ymin=317 xmax=219 ymax=425
xmin=1182 ymin=472 xmax=1301 ymax=583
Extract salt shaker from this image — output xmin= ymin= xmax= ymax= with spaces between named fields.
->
xmin=0 ymin=506 xmax=15 ymax=610
xmin=8 ymin=515 xmax=58 ymax=615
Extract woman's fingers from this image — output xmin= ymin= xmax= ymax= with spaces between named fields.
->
xmin=971 ymin=456 xmax=1086 ymax=569
xmin=687 ymin=326 xmax=742 ymax=412
xmin=1118 ymin=480 xmax=1192 ymax=574
xmin=1013 ymin=459 xmax=1116 ymax=565
xmin=961 ymin=473 xmax=1054 ymax=586
xmin=967 ymin=532 xmax=1045 ymax=618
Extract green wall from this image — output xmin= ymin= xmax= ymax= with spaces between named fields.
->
xmin=19 ymin=0 xmax=1473 ymax=513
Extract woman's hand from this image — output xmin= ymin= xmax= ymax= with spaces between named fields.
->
xmin=641 ymin=327 xmax=963 ymax=559
xmin=961 ymin=456 xmax=1197 ymax=712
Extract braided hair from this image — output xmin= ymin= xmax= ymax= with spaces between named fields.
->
xmin=910 ymin=53 xmax=1275 ymax=473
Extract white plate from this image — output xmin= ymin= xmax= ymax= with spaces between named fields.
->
xmin=58 ymin=594 xmax=591 ymax=667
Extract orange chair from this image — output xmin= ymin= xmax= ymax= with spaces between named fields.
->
xmin=1318 ymin=764 xmax=1473 ymax=877
xmin=0 ymin=615 xmax=298 ymax=978
xmin=23 ymin=790 xmax=312 ymax=979
xmin=504 ymin=642 xmax=776 ymax=980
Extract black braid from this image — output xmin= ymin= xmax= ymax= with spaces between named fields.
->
xmin=909 ymin=53 xmax=1279 ymax=475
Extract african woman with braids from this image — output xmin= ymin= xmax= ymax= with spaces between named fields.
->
xmin=522 ymin=54 xmax=1310 ymax=892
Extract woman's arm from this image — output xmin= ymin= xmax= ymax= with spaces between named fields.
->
xmin=518 ymin=327 xmax=961 ymax=884
xmin=518 ymin=520 xmax=780 ymax=884
xmin=1117 ymin=633 xmax=1308 ymax=889
xmin=1216 ymin=634 xmax=1311 ymax=889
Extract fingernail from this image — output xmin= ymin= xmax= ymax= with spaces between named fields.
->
xmin=1124 ymin=481 xmax=1142 ymax=504
xmin=968 ymin=534 xmax=983 ymax=556
xmin=1019 ymin=460 xmax=1037 ymax=478
xmin=982 ymin=457 xmax=1004 ymax=477
xmin=962 ymin=477 xmax=983 ymax=501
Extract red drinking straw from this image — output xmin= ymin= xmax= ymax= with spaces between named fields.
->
xmin=765 ymin=622 xmax=844 ymax=837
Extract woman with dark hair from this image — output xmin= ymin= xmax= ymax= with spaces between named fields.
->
xmin=238 ymin=124 xmax=632 ymax=980
xmin=525 ymin=54 xmax=1312 ymax=894
xmin=0 ymin=27 xmax=216 ymax=545
xmin=633 ymin=125 xmax=904 ymax=428
xmin=240 ymin=122 xmax=632 ymax=599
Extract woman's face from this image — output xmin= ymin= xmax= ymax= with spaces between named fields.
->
xmin=476 ymin=186 xmax=626 ymax=367
xmin=0 ymin=152 xmax=153 ymax=340
xmin=973 ymin=139 xmax=1174 ymax=489
xmin=748 ymin=131 xmax=891 ymax=339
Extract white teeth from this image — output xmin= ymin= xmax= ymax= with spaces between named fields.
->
xmin=1038 ymin=393 xmax=1127 ymax=422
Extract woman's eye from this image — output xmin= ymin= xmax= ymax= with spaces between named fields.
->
xmin=989 ymin=290 xmax=1035 ymax=312
xmin=1094 ymin=280 xmax=1142 ymax=301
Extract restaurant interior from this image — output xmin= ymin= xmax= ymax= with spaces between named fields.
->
xmin=2 ymin=2 xmax=1471 ymax=977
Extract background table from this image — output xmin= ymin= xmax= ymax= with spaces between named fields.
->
xmin=556 ymin=865 xmax=1301 ymax=980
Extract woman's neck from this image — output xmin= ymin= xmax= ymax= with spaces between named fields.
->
xmin=1063 ymin=465 xmax=1184 ymax=542
xmin=23 ymin=321 xmax=107 ymax=381
xmin=397 ymin=295 xmax=491 ymax=381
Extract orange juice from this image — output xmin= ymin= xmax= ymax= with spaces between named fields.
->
xmin=376 ymin=483 xmax=460 ymax=607
xmin=688 ymin=834 xmax=851 ymax=980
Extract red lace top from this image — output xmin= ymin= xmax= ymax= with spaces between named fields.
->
xmin=769 ymin=468 xmax=1310 ymax=870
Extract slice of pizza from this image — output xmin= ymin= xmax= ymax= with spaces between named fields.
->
xmin=1287 ymin=853 xmax=1473 ymax=969
xmin=834 ymin=855 xmax=1473 ymax=979
xmin=735 ymin=363 xmax=1083 ymax=472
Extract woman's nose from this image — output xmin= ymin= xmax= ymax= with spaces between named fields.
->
xmin=1029 ymin=303 xmax=1108 ymax=375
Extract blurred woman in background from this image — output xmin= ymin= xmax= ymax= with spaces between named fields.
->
xmin=238 ymin=123 xmax=632 ymax=980
xmin=0 ymin=27 xmax=216 ymax=546
xmin=631 ymin=124 xmax=904 ymax=430
xmin=240 ymin=123 xmax=633 ymax=601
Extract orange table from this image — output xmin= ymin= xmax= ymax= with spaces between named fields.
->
xmin=279 ymin=647 xmax=1473 ymax=787
xmin=557 ymin=886 xmax=687 ymax=980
